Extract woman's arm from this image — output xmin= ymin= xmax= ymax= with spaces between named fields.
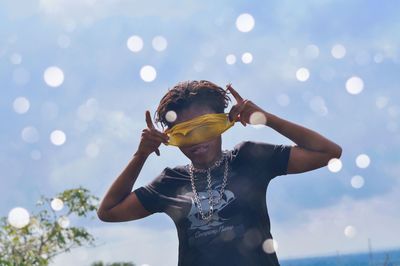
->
xmin=264 ymin=112 xmax=342 ymax=174
xmin=97 ymin=151 xmax=152 ymax=222
xmin=97 ymin=110 xmax=169 ymax=222
xmin=225 ymin=84 xmax=342 ymax=174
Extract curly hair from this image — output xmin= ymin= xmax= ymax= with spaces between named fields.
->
xmin=154 ymin=80 xmax=232 ymax=131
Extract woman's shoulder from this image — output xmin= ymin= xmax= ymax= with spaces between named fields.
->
xmin=167 ymin=141 xmax=255 ymax=172
xmin=167 ymin=164 xmax=190 ymax=177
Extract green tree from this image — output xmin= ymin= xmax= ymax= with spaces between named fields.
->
xmin=0 ymin=186 xmax=99 ymax=265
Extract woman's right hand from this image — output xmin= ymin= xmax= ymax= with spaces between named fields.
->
xmin=136 ymin=110 xmax=169 ymax=157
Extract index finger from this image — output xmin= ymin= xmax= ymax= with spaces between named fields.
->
xmin=226 ymin=84 xmax=244 ymax=103
xmin=145 ymin=110 xmax=155 ymax=129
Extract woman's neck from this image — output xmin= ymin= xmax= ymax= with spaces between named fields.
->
xmin=192 ymin=150 xmax=223 ymax=170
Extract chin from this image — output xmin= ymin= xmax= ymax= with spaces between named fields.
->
xmin=181 ymin=137 xmax=221 ymax=165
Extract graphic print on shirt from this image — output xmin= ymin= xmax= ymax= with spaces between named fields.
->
xmin=185 ymin=182 xmax=245 ymax=246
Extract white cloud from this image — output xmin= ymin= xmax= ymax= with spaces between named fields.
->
xmin=38 ymin=0 xmax=203 ymax=24
xmin=51 ymin=220 xmax=179 ymax=266
xmin=273 ymin=181 xmax=400 ymax=259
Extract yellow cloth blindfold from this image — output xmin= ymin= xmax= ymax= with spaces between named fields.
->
xmin=164 ymin=113 xmax=235 ymax=147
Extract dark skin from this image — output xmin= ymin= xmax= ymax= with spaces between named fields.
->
xmin=172 ymin=103 xmax=224 ymax=170
xmin=97 ymin=84 xmax=342 ymax=222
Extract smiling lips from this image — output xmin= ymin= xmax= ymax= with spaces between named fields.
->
xmin=190 ymin=142 xmax=209 ymax=154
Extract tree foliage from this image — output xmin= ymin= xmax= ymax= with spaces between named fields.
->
xmin=0 ymin=187 xmax=99 ymax=265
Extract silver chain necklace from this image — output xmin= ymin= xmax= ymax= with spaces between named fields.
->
xmin=188 ymin=150 xmax=229 ymax=222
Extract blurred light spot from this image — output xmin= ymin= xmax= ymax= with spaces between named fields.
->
xmin=165 ymin=110 xmax=177 ymax=123
xmin=221 ymin=229 xmax=236 ymax=241
xmin=327 ymin=158 xmax=342 ymax=173
xmin=249 ymin=111 xmax=267 ymax=125
xmin=13 ymin=97 xmax=30 ymax=114
xmin=140 ymin=65 xmax=157 ymax=82
xmin=305 ymin=44 xmax=319 ymax=59
xmin=22 ymin=126 xmax=39 ymax=143
xmin=236 ymin=13 xmax=255 ymax=32
xmin=309 ymin=96 xmax=328 ymax=116
xmin=193 ymin=62 xmax=205 ymax=72
xmin=50 ymin=130 xmax=66 ymax=146
xmin=346 ymin=76 xmax=364 ymax=95
xmin=351 ymin=175 xmax=365 ymax=189
xmin=86 ymin=143 xmax=100 ymax=158
xmin=152 ymin=35 xmax=168 ymax=52
xmin=41 ymin=101 xmax=59 ymax=120
xmin=44 ymin=66 xmax=64 ymax=87
xmin=10 ymin=53 xmax=22 ymax=64
xmin=355 ymin=51 xmax=371 ymax=66
xmin=41 ymin=254 xmax=48 ymax=259
xmin=57 ymin=216 xmax=70 ymax=228
xmin=356 ymin=154 xmax=370 ymax=168
xmin=319 ymin=67 xmax=336 ymax=82
xmin=375 ymin=96 xmax=389 ymax=109
xmin=51 ymin=198 xmax=64 ymax=211
xmin=226 ymin=54 xmax=236 ymax=65
xmin=331 ymin=44 xmax=346 ymax=59
xmin=13 ymin=67 xmax=30 ymax=85
xmin=127 ymin=35 xmax=143 ymax=53
xmin=344 ymin=225 xmax=356 ymax=238
xmin=243 ymin=228 xmax=262 ymax=248
xmin=381 ymin=43 xmax=397 ymax=60
xmin=77 ymin=98 xmax=98 ymax=121
xmin=289 ymin=48 xmax=298 ymax=57
xmin=276 ymin=93 xmax=290 ymax=107
xmin=262 ymin=238 xmax=278 ymax=254
xmin=57 ymin=34 xmax=71 ymax=48
xmin=373 ymin=53 xmax=384 ymax=63
xmin=8 ymin=207 xmax=30 ymax=228
xmin=241 ymin=52 xmax=253 ymax=64
xmin=31 ymin=150 xmax=42 ymax=160
xmin=296 ymin=67 xmax=310 ymax=82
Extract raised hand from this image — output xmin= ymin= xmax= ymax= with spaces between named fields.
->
xmin=136 ymin=110 xmax=169 ymax=157
xmin=226 ymin=84 xmax=268 ymax=126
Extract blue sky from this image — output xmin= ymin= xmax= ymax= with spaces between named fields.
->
xmin=1 ymin=0 xmax=399 ymax=265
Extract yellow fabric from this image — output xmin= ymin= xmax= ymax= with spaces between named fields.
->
xmin=163 ymin=113 xmax=235 ymax=147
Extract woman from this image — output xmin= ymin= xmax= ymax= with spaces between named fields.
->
xmin=97 ymin=80 xmax=342 ymax=266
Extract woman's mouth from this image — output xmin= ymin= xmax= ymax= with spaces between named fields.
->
xmin=190 ymin=143 xmax=209 ymax=155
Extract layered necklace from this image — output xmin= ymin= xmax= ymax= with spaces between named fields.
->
xmin=188 ymin=150 xmax=230 ymax=221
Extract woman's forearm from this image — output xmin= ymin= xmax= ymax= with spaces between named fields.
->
xmin=98 ymin=151 xmax=149 ymax=213
xmin=264 ymin=111 xmax=342 ymax=157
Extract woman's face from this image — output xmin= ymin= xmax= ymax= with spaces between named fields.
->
xmin=171 ymin=103 xmax=222 ymax=169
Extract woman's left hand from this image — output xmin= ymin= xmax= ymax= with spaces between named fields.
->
xmin=226 ymin=84 xmax=268 ymax=127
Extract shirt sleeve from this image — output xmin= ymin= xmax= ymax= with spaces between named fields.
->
xmin=239 ymin=140 xmax=292 ymax=179
xmin=133 ymin=167 xmax=168 ymax=214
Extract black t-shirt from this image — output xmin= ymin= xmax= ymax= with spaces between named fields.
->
xmin=133 ymin=140 xmax=292 ymax=266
